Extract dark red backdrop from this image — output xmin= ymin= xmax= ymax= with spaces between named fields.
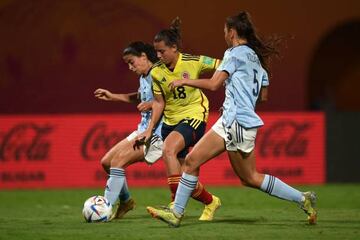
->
xmin=1 ymin=0 xmax=359 ymax=114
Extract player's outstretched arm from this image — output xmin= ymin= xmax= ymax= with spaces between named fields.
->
xmin=94 ymin=88 xmax=139 ymax=103
xmin=169 ymin=70 xmax=228 ymax=92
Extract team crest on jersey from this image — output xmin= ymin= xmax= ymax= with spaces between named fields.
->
xmin=182 ymin=71 xmax=190 ymax=79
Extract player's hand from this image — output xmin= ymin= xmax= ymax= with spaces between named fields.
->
xmin=137 ymin=101 xmax=152 ymax=112
xmin=134 ymin=129 xmax=152 ymax=150
xmin=168 ymin=79 xmax=185 ymax=92
xmin=133 ymin=136 xmax=146 ymax=150
xmin=94 ymin=88 xmax=114 ymax=101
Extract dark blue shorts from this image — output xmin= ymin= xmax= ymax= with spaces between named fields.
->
xmin=161 ymin=118 xmax=206 ymax=158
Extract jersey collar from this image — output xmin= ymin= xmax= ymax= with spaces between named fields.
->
xmin=165 ymin=52 xmax=182 ymax=73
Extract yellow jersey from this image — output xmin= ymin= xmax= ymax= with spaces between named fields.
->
xmin=151 ymin=53 xmax=221 ymax=126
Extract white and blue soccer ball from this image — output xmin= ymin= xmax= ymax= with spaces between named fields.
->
xmin=82 ymin=195 xmax=112 ymax=223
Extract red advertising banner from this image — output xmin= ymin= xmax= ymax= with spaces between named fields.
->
xmin=0 ymin=113 xmax=325 ymax=189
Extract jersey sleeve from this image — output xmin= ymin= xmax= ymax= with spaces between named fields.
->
xmin=199 ymin=55 xmax=221 ymax=73
xmin=261 ymin=70 xmax=269 ymax=87
xmin=217 ymin=54 xmax=237 ymax=76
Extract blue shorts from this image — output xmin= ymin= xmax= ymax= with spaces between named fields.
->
xmin=161 ymin=118 xmax=206 ymax=158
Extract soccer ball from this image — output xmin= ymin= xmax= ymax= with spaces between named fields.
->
xmin=82 ymin=195 xmax=112 ymax=223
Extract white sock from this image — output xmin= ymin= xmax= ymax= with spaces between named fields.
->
xmin=260 ymin=174 xmax=303 ymax=203
xmin=173 ymin=172 xmax=198 ymax=216
xmin=119 ymin=178 xmax=131 ymax=202
xmin=104 ymin=168 xmax=126 ymax=206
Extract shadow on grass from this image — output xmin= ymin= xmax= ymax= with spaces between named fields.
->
xmin=211 ymin=218 xmax=262 ymax=224
xmin=145 ymin=216 xmax=264 ymax=229
xmin=112 ymin=212 xmax=360 ymax=230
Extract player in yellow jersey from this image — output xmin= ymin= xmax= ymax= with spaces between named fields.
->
xmin=139 ymin=17 xmax=221 ymax=221
xmin=147 ymin=11 xmax=317 ymax=227
xmin=151 ymin=53 xmax=219 ymax=125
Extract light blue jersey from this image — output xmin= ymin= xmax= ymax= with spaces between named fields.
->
xmin=217 ymin=45 xmax=269 ymax=128
xmin=138 ymin=73 xmax=162 ymax=138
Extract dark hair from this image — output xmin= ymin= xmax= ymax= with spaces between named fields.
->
xmin=154 ymin=17 xmax=182 ymax=50
xmin=123 ymin=41 xmax=158 ymax=63
xmin=226 ymin=11 xmax=281 ymax=74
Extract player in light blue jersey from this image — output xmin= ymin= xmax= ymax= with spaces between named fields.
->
xmin=219 ymin=44 xmax=269 ymax=129
xmin=94 ymin=41 xmax=163 ymax=220
xmin=147 ymin=12 xmax=317 ymax=227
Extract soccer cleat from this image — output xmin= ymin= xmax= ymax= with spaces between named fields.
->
xmin=199 ymin=195 xmax=221 ymax=221
xmin=168 ymin=201 xmax=174 ymax=210
xmin=157 ymin=202 xmax=174 ymax=211
xmin=110 ymin=198 xmax=136 ymax=220
xmin=147 ymin=206 xmax=182 ymax=227
xmin=301 ymin=191 xmax=317 ymax=225
xmin=109 ymin=201 xmax=120 ymax=221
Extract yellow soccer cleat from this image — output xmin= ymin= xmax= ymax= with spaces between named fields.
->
xmin=199 ymin=195 xmax=221 ymax=221
xmin=147 ymin=206 xmax=182 ymax=227
xmin=157 ymin=201 xmax=174 ymax=211
xmin=167 ymin=201 xmax=174 ymax=210
xmin=301 ymin=191 xmax=317 ymax=225
xmin=110 ymin=198 xmax=136 ymax=220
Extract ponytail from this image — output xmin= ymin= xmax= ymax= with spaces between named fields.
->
xmin=170 ymin=17 xmax=181 ymax=38
xmin=226 ymin=11 xmax=281 ymax=74
xmin=154 ymin=17 xmax=182 ymax=50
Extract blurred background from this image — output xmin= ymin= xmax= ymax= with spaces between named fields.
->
xmin=1 ymin=0 xmax=360 ymax=188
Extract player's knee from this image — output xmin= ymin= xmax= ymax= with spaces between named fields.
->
xmin=183 ymin=153 xmax=197 ymax=172
xmin=240 ymin=174 xmax=262 ymax=188
xmin=100 ymin=156 xmax=110 ymax=171
xmin=241 ymin=178 xmax=255 ymax=187
xmin=162 ymin=144 xmax=177 ymax=161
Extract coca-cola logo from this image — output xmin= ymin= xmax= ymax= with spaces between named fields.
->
xmin=0 ymin=123 xmax=53 ymax=161
xmin=81 ymin=122 xmax=124 ymax=160
xmin=258 ymin=120 xmax=311 ymax=157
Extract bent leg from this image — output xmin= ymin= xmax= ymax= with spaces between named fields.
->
xmin=162 ymin=131 xmax=185 ymax=201
xmin=228 ymin=150 xmax=264 ymax=188
xmin=162 ymin=131 xmax=185 ymax=176
xmin=174 ymin=129 xmax=226 ymax=216
xmin=100 ymin=138 xmax=131 ymax=174
xmin=227 ymin=150 xmax=317 ymax=223
xmin=104 ymin=137 xmax=145 ymax=206
xmin=111 ymin=138 xmax=145 ymax=168
xmin=227 ymin=150 xmax=303 ymax=203
xmin=183 ymin=129 xmax=226 ymax=175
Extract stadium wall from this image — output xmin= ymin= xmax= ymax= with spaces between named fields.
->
xmin=326 ymin=112 xmax=360 ymax=182
xmin=0 ymin=0 xmax=359 ymax=113
xmin=0 ymin=112 xmax=325 ymax=189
